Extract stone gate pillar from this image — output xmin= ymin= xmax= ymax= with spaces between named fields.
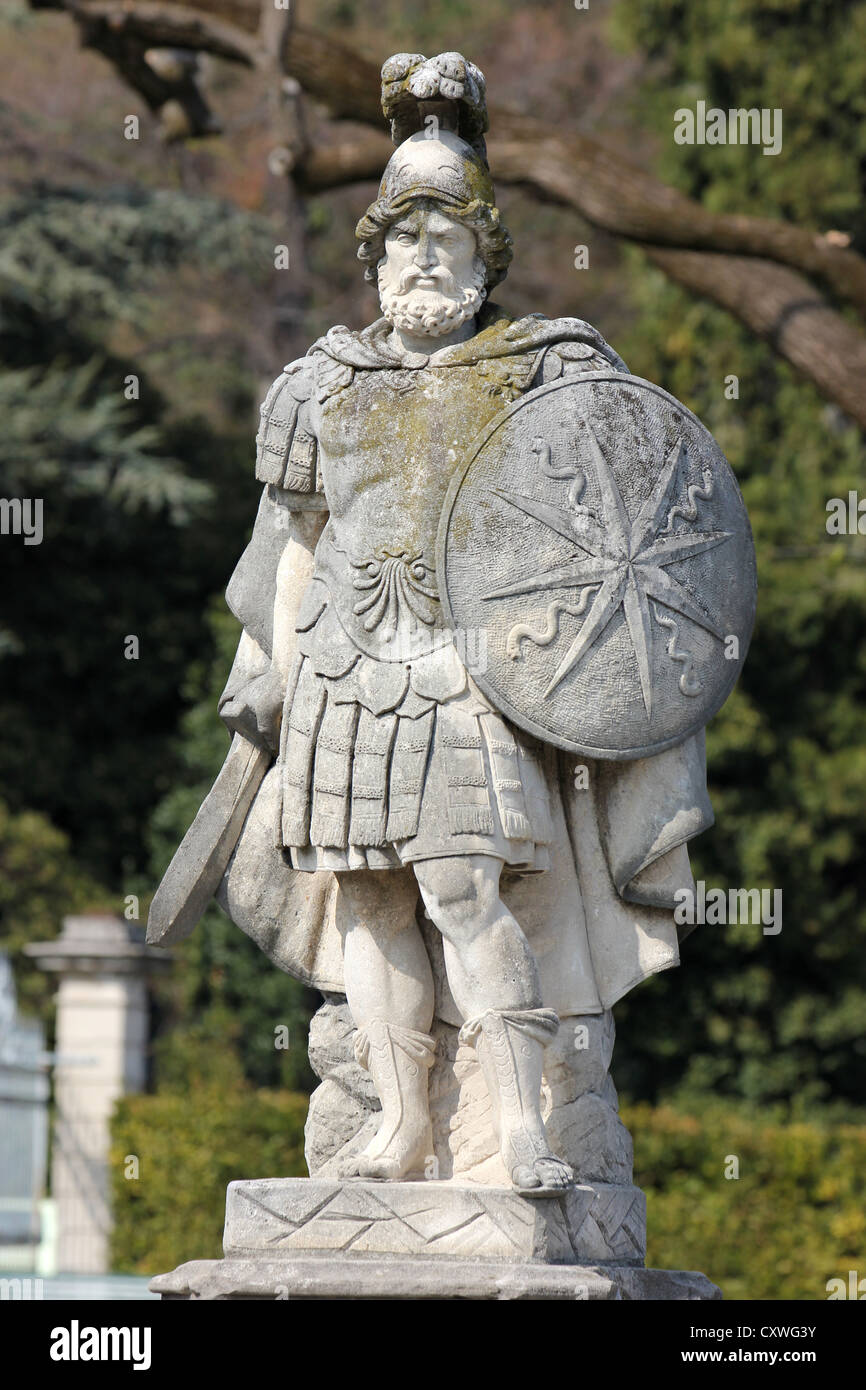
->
xmin=26 ymin=915 xmax=168 ymax=1273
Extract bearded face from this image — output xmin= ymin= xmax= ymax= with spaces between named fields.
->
xmin=377 ymin=207 xmax=487 ymax=338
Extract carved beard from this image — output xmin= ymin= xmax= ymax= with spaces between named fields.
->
xmin=377 ymin=257 xmax=487 ymax=338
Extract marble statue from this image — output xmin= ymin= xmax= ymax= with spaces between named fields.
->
xmin=147 ymin=52 xmax=754 ymax=1287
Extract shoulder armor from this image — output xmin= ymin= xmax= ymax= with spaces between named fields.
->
xmin=255 ymin=359 xmax=319 ymax=491
xmin=539 ymin=340 xmax=629 ymax=385
xmin=475 ymin=352 xmax=539 ymax=403
xmin=309 ymin=349 xmax=355 ymax=406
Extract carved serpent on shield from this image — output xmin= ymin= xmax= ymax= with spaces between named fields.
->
xmin=506 ymin=587 xmax=600 ymax=659
xmin=652 ymin=605 xmax=702 ymax=696
xmin=664 ymin=464 xmax=714 ymax=533
xmin=532 ymin=437 xmax=599 ymax=523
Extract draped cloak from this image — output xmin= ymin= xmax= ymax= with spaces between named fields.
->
xmin=216 ymin=305 xmax=714 ymax=1028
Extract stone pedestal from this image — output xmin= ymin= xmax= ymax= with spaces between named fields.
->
xmin=150 ymin=1177 xmax=720 ymax=1300
xmin=224 ymin=1177 xmax=645 ymax=1264
xmin=150 ymin=993 xmax=720 ymax=1300
xmin=151 ymin=1253 xmax=720 ymax=1301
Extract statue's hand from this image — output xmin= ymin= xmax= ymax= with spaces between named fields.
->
xmin=218 ymin=666 xmax=284 ymax=755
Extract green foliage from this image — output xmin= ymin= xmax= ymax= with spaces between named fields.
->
xmin=605 ymin=0 xmax=866 ymax=1111
xmin=109 ymin=1071 xmax=308 ymax=1275
xmin=609 ymin=0 xmax=866 ymax=239
xmin=0 ymin=184 xmax=275 ymax=337
xmin=625 ymin=1102 xmax=866 ymax=1300
xmin=0 ymin=183 xmax=268 ymax=879
xmin=0 ymin=359 xmax=207 ymax=521
xmin=0 ymin=799 xmax=112 ymax=1023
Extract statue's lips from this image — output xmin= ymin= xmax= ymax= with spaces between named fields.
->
xmin=400 ymin=276 xmax=446 ymax=292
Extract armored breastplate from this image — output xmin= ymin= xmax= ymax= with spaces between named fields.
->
xmin=310 ymin=362 xmax=518 ymax=662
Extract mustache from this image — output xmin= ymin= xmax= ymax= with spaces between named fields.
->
xmin=396 ymin=265 xmax=451 ymax=293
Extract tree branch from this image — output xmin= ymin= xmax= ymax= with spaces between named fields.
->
xmin=295 ymin=134 xmax=392 ymax=192
xmin=278 ymin=27 xmax=866 ymax=319
xmin=42 ymin=7 xmax=866 ymax=308
xmin=487 ymin=124 xmax=866 ymax=320
xmin=34 ymin=2 xmax=866 ymax=427
xmin=644 ymin=249 xmax=866 ymax=429
xmin=63 ymin=0 xmax=260 ymax=65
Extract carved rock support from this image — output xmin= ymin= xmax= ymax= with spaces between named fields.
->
xmin=305 ymin=995 xmax=634 ymax=1191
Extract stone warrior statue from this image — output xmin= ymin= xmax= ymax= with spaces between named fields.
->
xmin=148 ymin=54 xmax=755 ymax=1210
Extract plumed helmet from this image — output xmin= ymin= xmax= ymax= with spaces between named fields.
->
xmin=356 ymin=52 xmax=513 ymax=290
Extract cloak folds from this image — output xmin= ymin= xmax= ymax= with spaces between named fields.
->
xmin=217 ymin=735 xmax=711 ymax=1028
xmin=215 ymin=312 xmax=713 ymax=1026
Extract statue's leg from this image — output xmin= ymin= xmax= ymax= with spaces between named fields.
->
xmin=413 ymin=853 xmax=573 ymax=1196
xmin=336 ymin=866 xmax=436 ymax=1180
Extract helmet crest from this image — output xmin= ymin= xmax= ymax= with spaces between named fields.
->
xmin=356 ymin=52 xmax=512 ymax=290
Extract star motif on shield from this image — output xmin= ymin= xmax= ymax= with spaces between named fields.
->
xmin=483 ymin=418 xmax=732 ymax=716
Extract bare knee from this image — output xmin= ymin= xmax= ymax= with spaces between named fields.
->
xmin=414 ymin=856 xmax=501 ymax=937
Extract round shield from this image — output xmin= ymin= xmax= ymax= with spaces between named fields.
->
xmin=437 ymin=373 xmax=756 ymax=760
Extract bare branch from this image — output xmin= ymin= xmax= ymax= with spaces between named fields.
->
xmin=645 ymin=249 xmax=866 ymax=430
xmin=64 ymin=1 xmax=260 ymax=65
xmin=278 ymin=27 xmax=866 ymax=319
xmin=32 ymin=3 xmax=866 ymax=427
xmin=296 ymin=134 xmax=392 ymax=192
xmin=487 ymin=122 xmax=866 ymax=320
xmin=42 ymin=8 xmax=866 ymax=312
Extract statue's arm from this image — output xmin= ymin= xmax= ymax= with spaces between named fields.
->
xmin=145 ymin=367 xmax=326 ymax=945
xmin=219 ymin=504 xmax=326 ymax=751
xmin=218 ymin=360 xmax=328 ymax=752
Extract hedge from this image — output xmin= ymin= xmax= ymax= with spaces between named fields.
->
xmin=624 ymin=1102 xmax=866 ymax=1301
xmin=110 ymin=1091 xmax=865 ymax=1299
xmin=110 ymin=1083 xmax=307 ymax=1276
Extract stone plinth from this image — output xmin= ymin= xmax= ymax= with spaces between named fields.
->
xmin=224 ymin=1177 xmax=646 ymax=1265
xmin=151 ymin=1178 xmax=721 ymax=1302
xmin=148 ymin=1178 xmax=717 ymax=1295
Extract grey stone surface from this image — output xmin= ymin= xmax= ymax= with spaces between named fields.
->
xmin=223 ymin=1178 xmax=645 ymax=1266
xmin=438 ymin=373 xmax=757 ymax=759
xmin=304 ymin=1079 xmax=379 ymax=1178
xmin=307 ymin=996 xmax=379 ymax=1108
xmin=305 ymin=997 xmax=632 ymax=1188
xmin=144 ymin=50 xmax=743 ymax=1297
xmin=151 ymin=1255 xmax=721 ymax=1302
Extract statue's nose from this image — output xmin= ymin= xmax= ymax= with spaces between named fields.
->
xmin=414 ymin=235 xmax=436 ymax=268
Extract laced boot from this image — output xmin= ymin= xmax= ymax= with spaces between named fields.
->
xmin=352 ymin=1018 xmax=436 ymax=1180
xmin=460 ymin=1006 xmax=573 ymax=1197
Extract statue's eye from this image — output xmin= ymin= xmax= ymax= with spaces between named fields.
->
xmin=395 ymin=232 xmax=415 ymax=246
